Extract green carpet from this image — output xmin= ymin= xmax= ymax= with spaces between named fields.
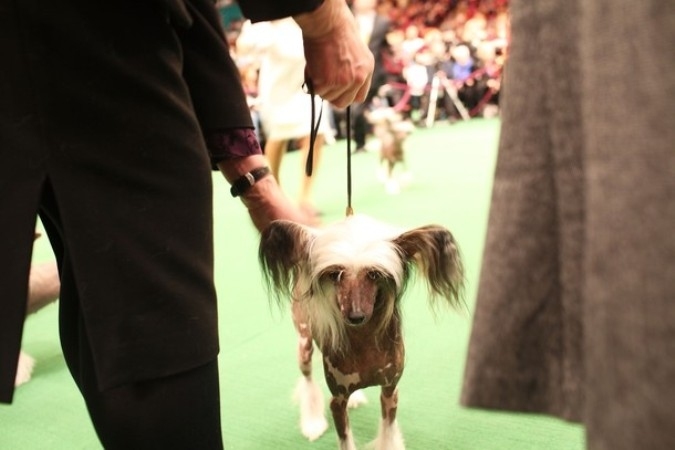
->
xmin=0 ymin=118 xmax=586 ymax=449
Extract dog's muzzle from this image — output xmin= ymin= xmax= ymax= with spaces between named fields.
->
xmin=347 ymin=311 xmax=367 ymax=326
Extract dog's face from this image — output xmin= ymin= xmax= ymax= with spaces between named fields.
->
xmin=316 ymin=265 xmax=394 ymax=326
xmin=259 ymin=214 xmax=464 ymax=352
xmin=309 ymin=217 xmax=405 ymax=329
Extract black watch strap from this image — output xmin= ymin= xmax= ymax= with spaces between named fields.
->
xmin=230 ymin=166 xmax=271 ymax=197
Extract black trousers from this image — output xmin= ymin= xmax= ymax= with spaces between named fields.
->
xmin=39 ymin=183 xmax=224 ymax=449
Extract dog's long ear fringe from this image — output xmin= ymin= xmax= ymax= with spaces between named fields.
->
xmin=393 ymin=225 xmax=465 ymax=309
xmin=258 ymin=220 xmax=313 ymax=304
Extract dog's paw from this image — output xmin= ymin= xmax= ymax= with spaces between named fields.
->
xmin=294 ymin=377 xmax=329 ymax=441
xmin=367 ymin=419 xmax=405 ymax=450
xmin=385 ymin=179 xmax=401 ymax=195
xmin=347 ymin=389 xmax=368 ymax=409
xmin=301 ymin=415 xmax=329 ymax=441
xmin=15 ymin=351 xmax=35 ymax=387
xmin=338 ymin=430 xmax=358 ymax=450
xmin=376 ymin=166 xmax=388 ymax=183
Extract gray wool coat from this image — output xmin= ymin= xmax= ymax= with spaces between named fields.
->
xmin=461 ymin=1 xmax=675 ymax=449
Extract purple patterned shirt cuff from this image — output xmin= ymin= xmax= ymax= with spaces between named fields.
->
xmin=205 ymin=128 xmax=262 ymax=166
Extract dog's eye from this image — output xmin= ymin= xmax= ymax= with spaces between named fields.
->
xmin=367 ymin=270 xmax=383 ymax=280
xmin=327 ymin=270 xmax=343 ymax=282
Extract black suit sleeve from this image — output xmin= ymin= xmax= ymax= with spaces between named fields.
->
xmin=178 ymin=0 xmax=253 ymax=132
xmin=236 ymin=0 xmax=324 ymax=23
xmin=178 ymin=0 xmax=328 ymax=137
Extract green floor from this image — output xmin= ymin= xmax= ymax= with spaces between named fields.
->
xmin=1 ymin=118 xmax=586 ymax=449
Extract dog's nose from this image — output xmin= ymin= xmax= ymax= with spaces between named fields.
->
xmin=347 ymin=313 xmax=367 ymax=326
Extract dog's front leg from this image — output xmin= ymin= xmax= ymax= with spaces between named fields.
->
xmin=330 ymin=395 xmax=357 ymax=450
xmin=293 ymin=300 xmax=314 ymax=377
xmin=292 ymin=301 xmax=328 ymax=441
xmin=372 ymin=385 xmax=405 ymax=450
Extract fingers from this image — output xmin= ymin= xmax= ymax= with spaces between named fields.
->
xmin=301 ymin=22 xmax=374 ymax=108
xmin=315 ymin=76 xmax=371 ymax=108
xmin=353 ymin=72 xmax=373 ymax=103
xmin=328 ymin=71 xmax=371 ymax=108
xmin=294 ymin=0 xmax=375 ymax=108
xmin=305 ymin=58 xmax=374 ymax=108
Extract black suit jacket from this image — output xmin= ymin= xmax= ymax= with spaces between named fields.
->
xmin=0 ymin=0 xmax=323 ymax=403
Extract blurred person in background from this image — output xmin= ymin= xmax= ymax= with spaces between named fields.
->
xmin=349 ymin=0 xmax=394 ymax=153
xmin=237 ymin=17 xmax=334 ymax=221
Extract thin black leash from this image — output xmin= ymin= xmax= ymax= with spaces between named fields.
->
xmin=344 ymin=105 xmax=353 ymax=216
xmin=304 ymin=79 xmax=353 ymax=217
xmin=303 ymin=78 xmax=321 ymax=178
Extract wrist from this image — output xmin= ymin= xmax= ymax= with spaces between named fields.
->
xmin=293 ymin=0 xmax=350 ymax=40
xmin=217 ymin=155 xmax=270 ymax=184
xmin=229 ymin=166 xmax=271 ymax=198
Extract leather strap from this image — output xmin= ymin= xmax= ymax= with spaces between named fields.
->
xmin=229 ymin=166 xmax=271 ymax=197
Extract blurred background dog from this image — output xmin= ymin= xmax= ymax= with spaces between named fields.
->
xmin=365 ymin=87 xmax=415 ymax=195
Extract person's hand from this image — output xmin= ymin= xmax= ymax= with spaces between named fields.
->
xmin=293 ymin=0 xmax=374 ymax=108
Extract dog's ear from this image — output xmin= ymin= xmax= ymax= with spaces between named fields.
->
xmin=259 ymin=220 xmax=314 ymax=300
xmin=393 ymin=225 xmax=465 ymax=307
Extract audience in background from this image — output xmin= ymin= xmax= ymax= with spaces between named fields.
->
xmin=223 ymin=0 xmax=509 ymax=145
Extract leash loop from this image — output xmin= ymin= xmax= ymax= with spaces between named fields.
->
xmin=304 ymin=78 xmax=354 ymax=217
xmin=303 ymin=78 xmax=323 ymax=178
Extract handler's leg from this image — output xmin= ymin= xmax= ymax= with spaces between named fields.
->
xmin=40 ymin=190 xmax=223 ymax=450
xmin=60 ymin=263 xmax=223 ymax=450
xmin=80 ymin=348 xmax=223 ymax=449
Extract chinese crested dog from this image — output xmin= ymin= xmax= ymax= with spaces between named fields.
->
xmin=258 ymin=214 xmax=464 ymax=449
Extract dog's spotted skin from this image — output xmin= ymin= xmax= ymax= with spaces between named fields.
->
xmin=259 ymin=214 xmax=464 ymax=449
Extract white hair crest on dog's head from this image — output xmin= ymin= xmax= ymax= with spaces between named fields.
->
xmin=259 ymin=215 xmax=407 ymax=291
xmin=309 ymin=214 xmax=407 ymax=289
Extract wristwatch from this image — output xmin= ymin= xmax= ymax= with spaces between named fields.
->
xmin=229 ymin=166 xmax=271 ymax=197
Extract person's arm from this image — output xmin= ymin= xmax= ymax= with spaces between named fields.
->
xmin=183 ymin=0 xmax=374 ymax=231
xmin=178 ymin=0 xmax=252 ymax=134
xmin=217 ymin=155 xmax=312 ymax=231
xmin=176 ymin=0 xmax=307 ymax=231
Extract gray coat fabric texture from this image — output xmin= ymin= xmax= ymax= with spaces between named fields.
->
xmin=461 ymin=1 xmax=675 ymax=449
